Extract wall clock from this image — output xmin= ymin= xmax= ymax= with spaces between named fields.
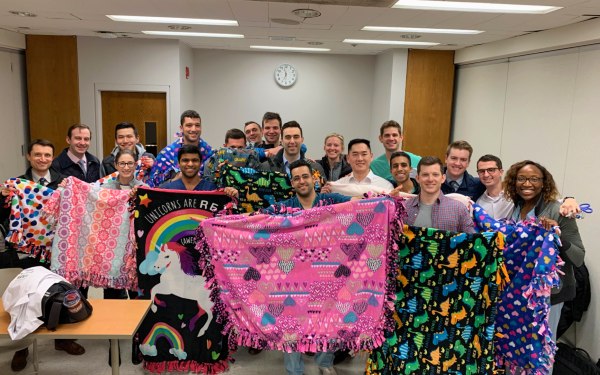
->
xmin=274 ymin=63 xmax=297 ymax=87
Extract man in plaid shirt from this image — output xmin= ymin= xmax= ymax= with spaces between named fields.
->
xmin=405 ymin=156 xmax=475 ymax=233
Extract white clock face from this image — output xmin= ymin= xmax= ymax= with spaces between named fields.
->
xmin=274 ymin=63 xmax=297 ymax=87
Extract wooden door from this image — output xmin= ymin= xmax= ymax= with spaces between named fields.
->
xmin=100 ymin=91 xmax=167 ymax=157
xmin=402 ymin=50 xmax=455 ymax=161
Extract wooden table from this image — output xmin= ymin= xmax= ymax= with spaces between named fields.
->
xmin=0 ymin=299 xmax=150 ymax=375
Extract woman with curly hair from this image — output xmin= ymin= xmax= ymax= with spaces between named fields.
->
xmin=503 ymin=160 xmax=585 ymax=349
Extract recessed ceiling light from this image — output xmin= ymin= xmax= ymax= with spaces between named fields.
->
xmin=291 ymin=8 xmax=321 ymax=18
xmin=271 ymin=18 xmax=301 ymax=26
xmin=250 ymin=45 xmax=330 ymax=52
xmin=107 ymin=15 xmax=238 ymax=26
xmin=168 ymin=25 xmax=192 ymax=30
xmin=9 ymin=10 xmax=37 ymax=17
xmin=363 ymin=26 xmax=483 ymax=35
xmin=143 ymin=31 xmax=244 ymax=38
xmin=392 ymin=0 xmax=561 ymax=14
xmin=343 ymin=39 xmax=439 ymax=46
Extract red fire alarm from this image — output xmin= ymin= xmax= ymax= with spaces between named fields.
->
xmin=185 ymin=66 xmax=190 ymax=79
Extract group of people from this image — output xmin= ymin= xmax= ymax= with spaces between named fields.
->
xmin=0 ymin=109 xmax=586 ymax=375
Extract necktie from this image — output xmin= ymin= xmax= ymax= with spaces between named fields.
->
xmin=38 ymin=177 xmax=48 ymax=186
xmin=450 ymin=180 xmax=459 ymax=192
xmin=78 ymin=159 xmax=87 ymax=176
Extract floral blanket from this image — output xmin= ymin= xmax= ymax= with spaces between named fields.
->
xmin=44 ymin=177 xmax=137 ymax=289
xmin=197 ymin=197 xmax=403 ymax=353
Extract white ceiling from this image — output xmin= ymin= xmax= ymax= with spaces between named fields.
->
xmin=0 ymin=0 xmax=599 ymax=55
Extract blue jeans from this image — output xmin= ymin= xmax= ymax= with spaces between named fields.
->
xmin=548 ymin=302 xmax=564 ymax=375
xmin=283 ymin=351 xmax=335 ymax=375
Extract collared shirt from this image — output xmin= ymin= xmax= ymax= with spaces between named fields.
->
xmin=67 ymin=149 xmax=87 ymax=166
xmin=337 ymin=170 xmax=394 ymax=191
xmin=405 ymin=193 xmax=475 ymax=233
xmin=476 ymin=190 xmax=514 ymax=220
xmin=31 ymin=171 xmax=51 ymax=185
xmin=283 ymin=154 xmax=301 ymax=176
xmin=446 ymin=175 xmax=464 ymax=190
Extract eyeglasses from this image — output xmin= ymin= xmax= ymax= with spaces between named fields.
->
xmin=516 ymin=176 xmax=543 ymax=184
xmin=117 ymin=162 xmax=135 ymax=168
xmin=477 ymin=167 xmax=499 ymax=175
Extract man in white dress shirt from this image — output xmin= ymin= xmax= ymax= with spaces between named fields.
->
xmin=333 ymin=138 xmax=393 ymax=191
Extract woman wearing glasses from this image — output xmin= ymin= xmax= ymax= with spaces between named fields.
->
xmin=503 ymin=160 xmax=585 ymax=351
xmin=103 ymin=149 xmax=146 ymax=191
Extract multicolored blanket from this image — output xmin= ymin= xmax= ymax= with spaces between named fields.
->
xmin=473 ymin=205 xmax=562 ymax=374
xmin=3 ymin=178 xmax=55 ymax=261
xmin=218 ymin=164 xmax=294 ymax=213
xmin=202 ymin=148 xmax=262 ymax=184
xmin=367 ymin=226 xmax=505 ymax=375
xmin=44 ymin=177 xmax=136 ymax=289
xmin=134 ymin=187 xmax=232 ymax=373
xmin=148 ymin=138 xmax=213 ymax=187
xmin=197 ymin=197 xmax=404 ymax=353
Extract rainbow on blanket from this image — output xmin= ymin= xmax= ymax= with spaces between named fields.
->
xmin=134 ymin=187 xmax=232 ymax=374
xmin=197 ymin=196 xmax=404 ymax=353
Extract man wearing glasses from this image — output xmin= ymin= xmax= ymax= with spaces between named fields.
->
xmin=474 ymin=154 xmax=513 ymax=220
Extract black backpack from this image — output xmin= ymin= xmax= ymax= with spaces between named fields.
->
xmin=40 ymin=281 xmax=93 ymax=330
xmin=554 ymin=342 xmax=600 ymax=375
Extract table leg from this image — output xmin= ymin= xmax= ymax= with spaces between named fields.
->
xmin=110 ymin=338 xmax=119 ymax=375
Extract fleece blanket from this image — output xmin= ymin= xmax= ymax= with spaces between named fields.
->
xmin=2 ymin=178 xmax=55 ymax=261
xmin=197 ymin=196 xmax=404 ymax=353
xmin=134 ymin=187 xmax=232 ymax=373
xmin=367 ymin=226 xmax=506 ymax=375
xmin=148 ymin=138 xmax=213 ymax=187
xmin=202 ymin=148 xmax=262 ymax=184
xmin=218 ymin=164 xmax=294 ymax=213
xmin=473 ymin=204 xmax=562 ymax=374
xmin=44 ymin=177 xmax=136 ymax=289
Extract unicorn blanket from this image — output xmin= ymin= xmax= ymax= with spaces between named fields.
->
xmin=44 ymin=177 xmax=136 ymax=289
xmin=134 ymin=187 xmax=232 ymax=373
xmin=473 ymin=205 xmax=562 ymax=374
xmin=367 ymin=226 xmax=505 ymax=375
xmin=197 ymin=196 xmax=404 ymax=353
xmin=2 ymin=178 xmax=55 ymax=261
xmin=218 ymin=164 xmax=294 ymax=213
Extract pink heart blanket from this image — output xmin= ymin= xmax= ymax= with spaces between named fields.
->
xmin=197 ymin=196 xmax=404 ymax=353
